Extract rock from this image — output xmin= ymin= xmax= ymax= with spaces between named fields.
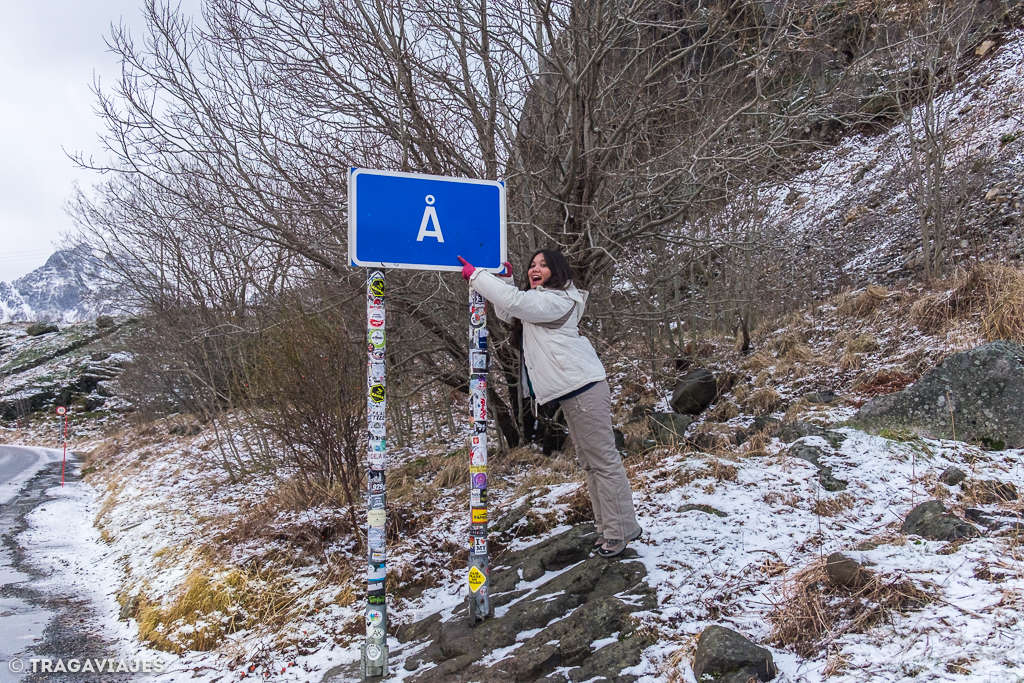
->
xmin=386 ymin=524 xmax=656 ymax=683
xmin=901 ymin=501 xmax=980 ymax=541
xmin=939 ymin=467 xmax=966 ymax=486
xmin=803 ymin=390 xmax=838 ymax=404
xmin=90 ymin=351 xmax=111 ymax=361
xmin=95 ymin=315 xmax=116 ymax=328
xmin=649 ymin=412 xmax=693 ymax=444
xmin=787 ymin=440 xmax=848 ymax=491
xmin=679 ymin=504 xmax=728 ymax=517
xmin=26 ymin=322 xmax=59 ymax=336
xmin=778 ymin=421 xmax=826 ymax=443
xmin=975 ymin=39 xmax=995 ymax=57
xmin=613 ymin=427 xmax=626 ymax=451
xmin=692 ymin=625 xmax=777 ymax=682
xmin=853 ymin=342 xmax=1024 ymax=448
xmin=825 ymin=553 xmax=872 ymax=589
xmin=670 ymin=369 xmax=717 ymax=415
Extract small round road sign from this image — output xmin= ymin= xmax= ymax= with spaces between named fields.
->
xmin=56 ymin=406 xmax=67 ymax=416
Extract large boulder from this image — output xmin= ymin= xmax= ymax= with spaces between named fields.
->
xmin=671 ymin=368 xmax=717 ymax=415
xmin=349 ymin=524 xmax=657 ymax=683
xmin=854 ymin=341 xmax=1024 ymax=448
xmin=692 ymin=625 xmax=777 ymax=682
xmin=901 ymin=501 xmax=979 ymax=541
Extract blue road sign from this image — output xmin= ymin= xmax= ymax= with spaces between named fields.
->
xmin=349 ymin=168 xmax=506 ymax=271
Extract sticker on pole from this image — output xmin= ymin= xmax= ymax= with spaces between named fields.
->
xmin=349 ymin=168 xmax=506 ymax=271
xmin=467 ymin=565 xmax=487 ymax=593
xmin=56 ymin=406 xmax=67 ymax=416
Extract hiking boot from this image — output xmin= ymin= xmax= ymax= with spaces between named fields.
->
xmin=596 ymin=527 xmax=642 ymax=558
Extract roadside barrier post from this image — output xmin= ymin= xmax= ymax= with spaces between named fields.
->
xmin=56 ymin=405 xmax=68 ymax=486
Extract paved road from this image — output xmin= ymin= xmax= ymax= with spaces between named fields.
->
xmin=0 ymin=445 xmax=127 ymax=681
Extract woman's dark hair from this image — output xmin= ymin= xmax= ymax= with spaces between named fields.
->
xmin=510 ymin=249 xmax=574 ymax=349
xmin=521 ymin=249 xmax=573 ymax=291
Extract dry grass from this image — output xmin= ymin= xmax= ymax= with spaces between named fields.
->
xmin=745 ymin=387 xmax=782 ymax=415
xmin=707 ymin=400 xmax=740 ymax=422
xmin=769 ymin=558 xmax=933 ymax=657
xmin=743 ymin=429 xmax=771 ymax=458
xmin=812 ymin=493 xmax=856 ymax=517
xmin=131 ymin=566 xmax=297 ymax=653
xmin=741 ymin=351 xmax=775 ymax=372
xmin=763 ymin=490 xmax=802 ymax=507
xmin=781 ymin=342 xmax=816 ymax=364
xmin=910 ymin=263 xmax=1024 ymax=343
xmin=837 ymin=284 xmax=889 ymax=318
xmin=770 ymin=329 xmax=807 ymax=357
xmin=839 ymin=350 xmax=862 ymax=372
xmin=844 ymin=333 xmax=879 ymax=354
xmin=618 ymin=420 xmax=651 ymax=455
xmin=851 ymin=368 xmax=916 ymax=395
xmin=688 ymin=422 xmax=737 ymax=451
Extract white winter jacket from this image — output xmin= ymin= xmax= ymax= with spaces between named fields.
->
xmin=469 ymin=270 xmax=606 ymax=405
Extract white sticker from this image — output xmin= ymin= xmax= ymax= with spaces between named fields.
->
xmin=366 ymin=645 xmax=382 ymax=660
xmin=368 ymin=508 xmax=386 ymax=526
xmin=471 ymin=434 xmax=487 ymax=466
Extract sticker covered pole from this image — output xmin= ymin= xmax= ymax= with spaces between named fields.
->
xmin=362 ymin=269 xmax=388 ymax=678
xmin=467 ymin=289 xmax=491 ymax=622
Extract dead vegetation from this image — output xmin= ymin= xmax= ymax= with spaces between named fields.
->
xmin=123 ymin=566 xmax=299 ymax=653
xmin=910 ymin=263 xmax=1024 ymax=343
xmin=837 ymin=284 xmax=890 ymax=318
xmin=769 ymin=557 xmax=933 ymax=658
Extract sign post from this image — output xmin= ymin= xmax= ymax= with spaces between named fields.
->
xmin=56 ymin=406 xmax=68 ymax=486
xmin=350 ymin=168 xmax=505 ymax=677
xmin=467 ymin=291 xmax=491 ymax=621
xmin=362 ymin=270 xmax=388 ymax=678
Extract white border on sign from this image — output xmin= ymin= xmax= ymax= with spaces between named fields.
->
xmin=348 ymin=168 xmax=507 ymax=271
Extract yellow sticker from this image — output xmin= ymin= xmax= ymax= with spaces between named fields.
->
xmin=468 ymin=565 xmax=486 ymax=592
xmin=471 ymin=508 xmax=488 ymax=523
xmin=469 ymin=466 xmax=487 ymax=475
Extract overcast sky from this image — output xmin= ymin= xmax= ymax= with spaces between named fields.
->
xmin=0 ymin=1 xmax=199 ymax=282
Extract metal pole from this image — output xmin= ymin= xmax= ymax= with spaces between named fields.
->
xmin=362 ymin=269 xmax=388 ymax=678
xmin=468 ymin=290 xmax=491 ymax=622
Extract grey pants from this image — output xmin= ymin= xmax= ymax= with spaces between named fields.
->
xmin=560 ymin=380 xmax=641 ymax=542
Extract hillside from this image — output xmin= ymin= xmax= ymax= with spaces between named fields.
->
xmin=6 ymin=267 xmax=1022 ymax=682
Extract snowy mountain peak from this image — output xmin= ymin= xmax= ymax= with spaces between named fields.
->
xmin=0 ymin=247 xmax=117 ymax=323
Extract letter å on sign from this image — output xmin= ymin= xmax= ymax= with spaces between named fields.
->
xmin=348 ymin=168 xmax=506 ymax=271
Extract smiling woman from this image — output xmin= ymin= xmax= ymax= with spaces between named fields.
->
xmin=466 ymin=248 xmax=643 ymax=558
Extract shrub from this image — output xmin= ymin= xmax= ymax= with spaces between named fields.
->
xmin=837 ymin=284 xmax=888 ymax=318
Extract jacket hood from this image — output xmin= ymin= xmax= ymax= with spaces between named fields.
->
xmin=562 ymin=282 xmax=588 ymax=310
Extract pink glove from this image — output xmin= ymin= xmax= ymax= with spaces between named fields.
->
xmin=457 ymin=255 xmax=475 ymax=281
xmin=499 ymin=261 xmax=513 ymax=278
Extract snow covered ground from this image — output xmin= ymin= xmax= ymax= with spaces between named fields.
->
xmin=9 ymin=401 xmax=1022 ymax=682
